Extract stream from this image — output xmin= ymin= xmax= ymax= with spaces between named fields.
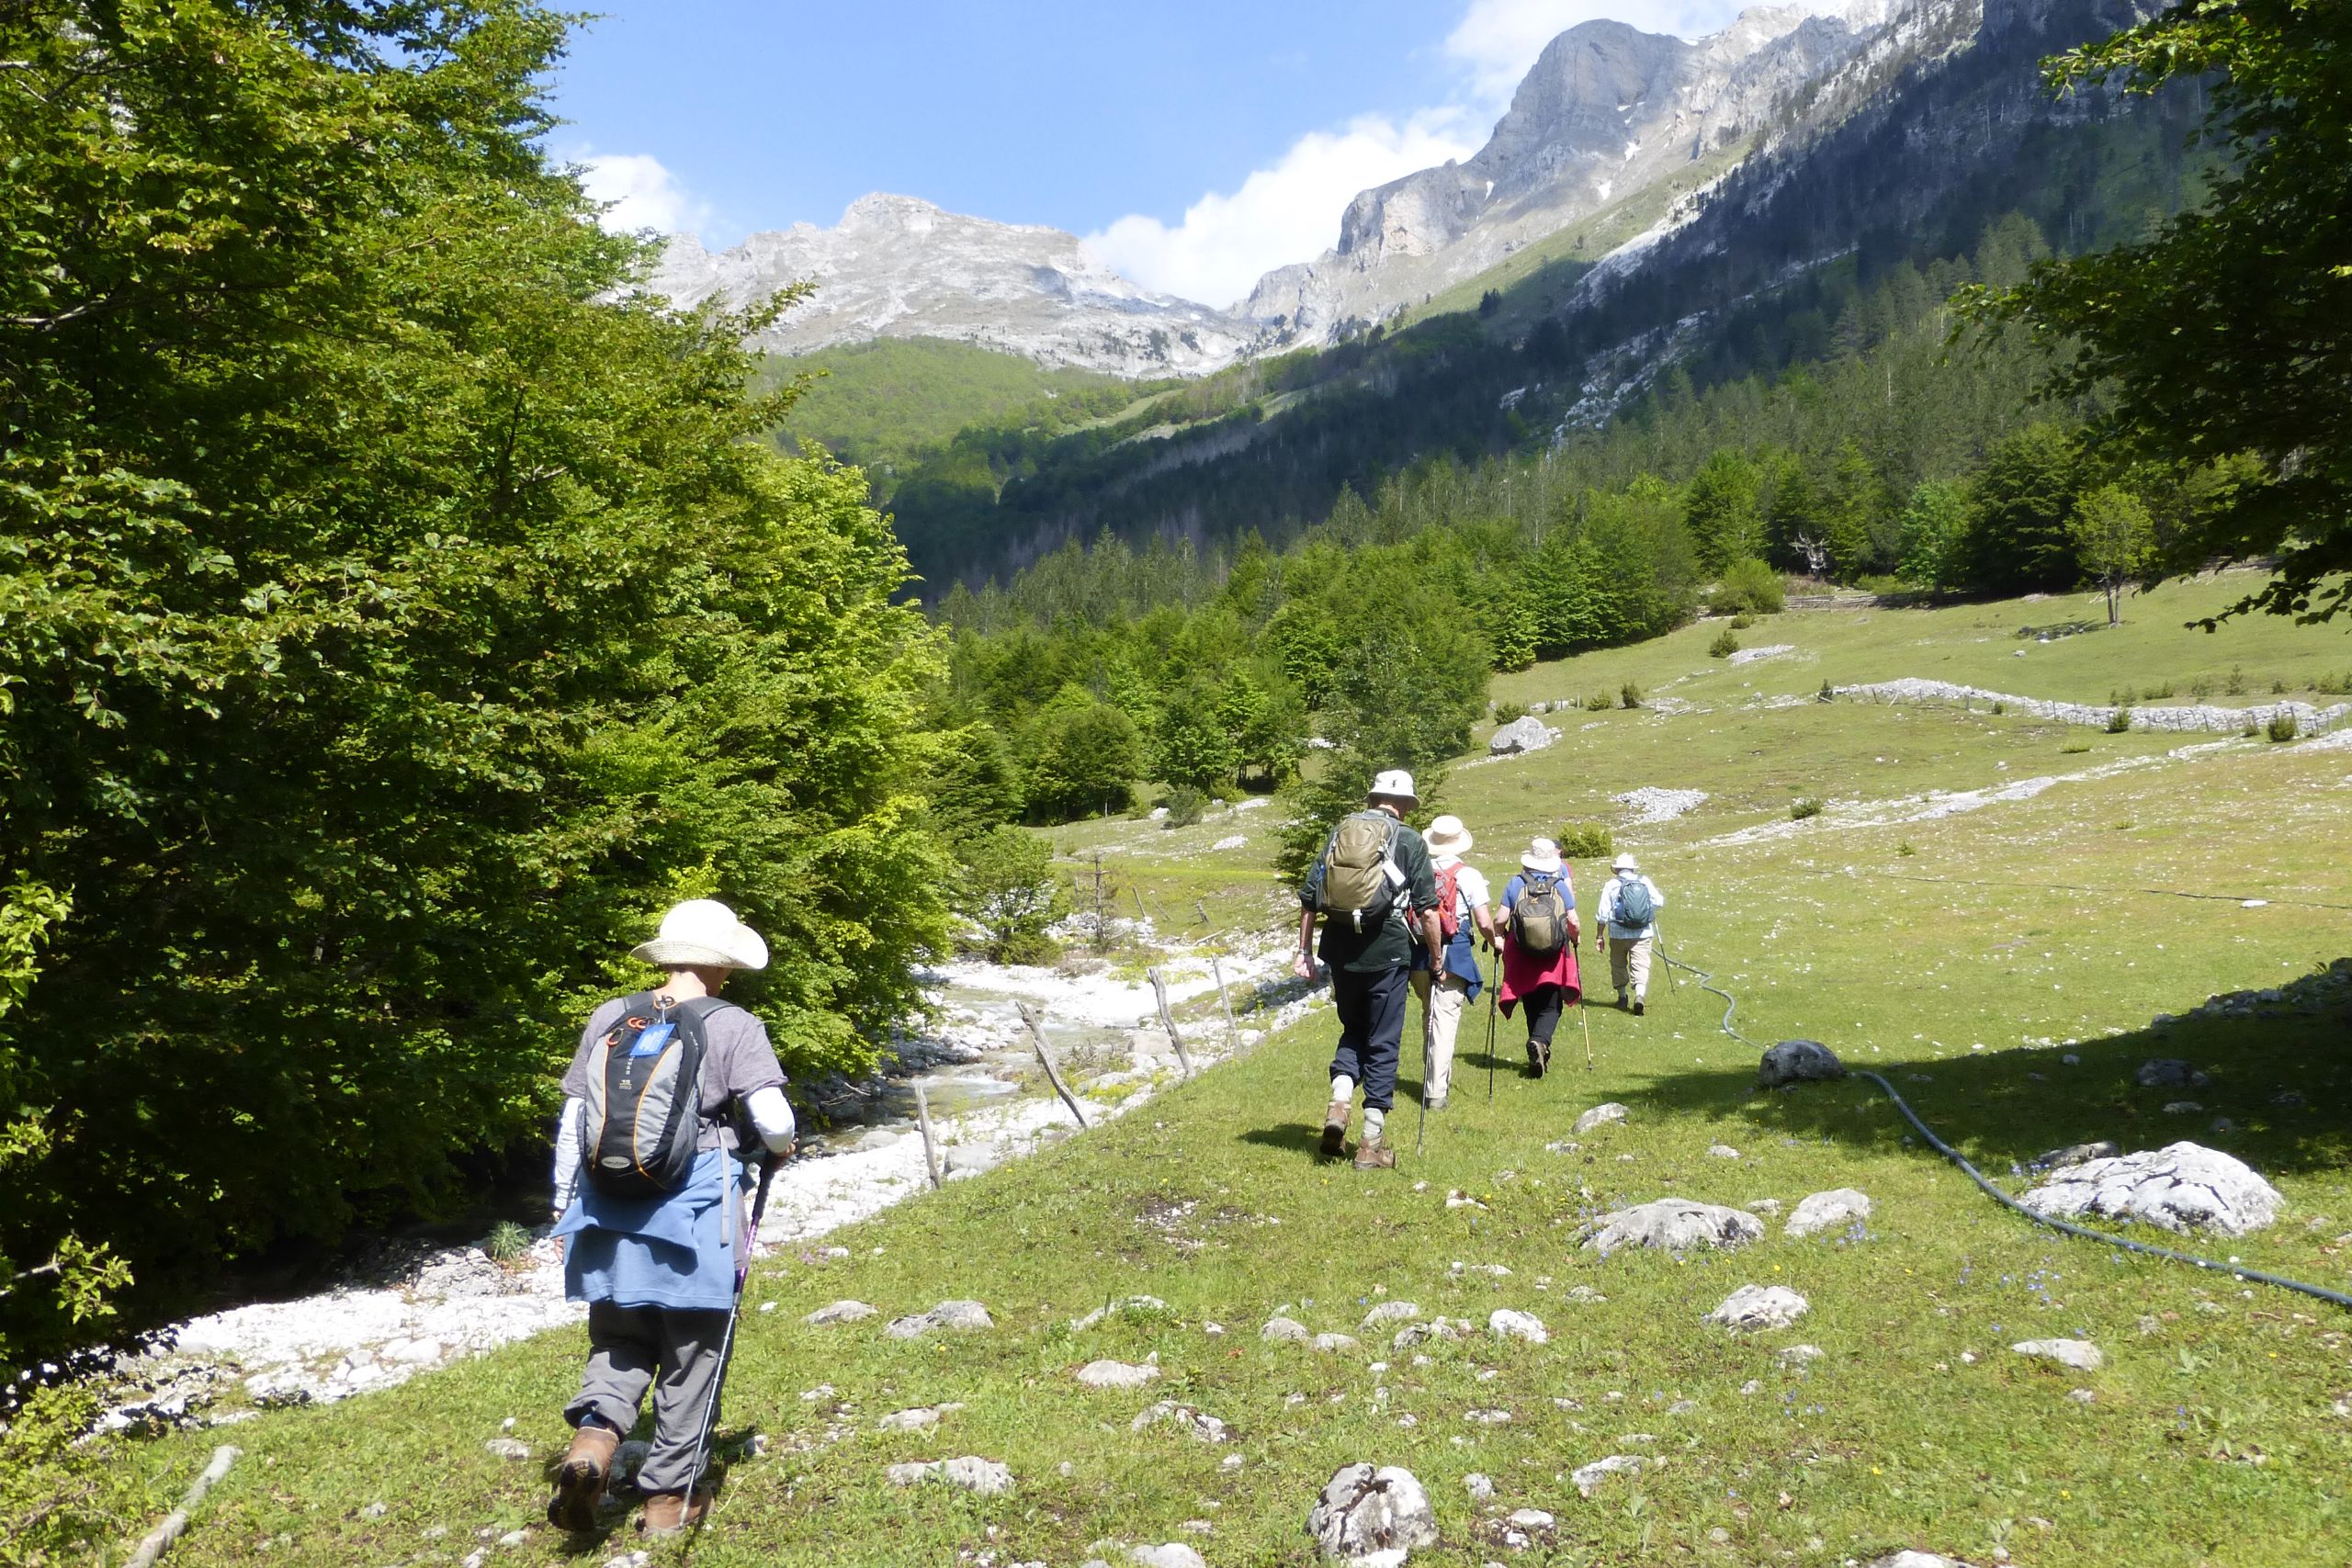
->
xmin=97 ymin=931 xmax=1307 ymax=1431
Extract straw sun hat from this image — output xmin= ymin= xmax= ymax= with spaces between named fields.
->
xmin=629 ymin=898 xmax=770 ymax=971
xmin=1520 ymin=837 xmax=1564 ymax=874
xmin=1423 ymin=815 xmax=1474 ymax=855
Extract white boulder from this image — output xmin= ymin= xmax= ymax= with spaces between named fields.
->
xmin=1706 ymin=1285 xmax=1809 ymax=1332
xmin=1583 ymin=1199 xmax=1762 ymax=1257
xmin=1306 ymin=1463 xmax=1439 ymax=1562
xmin=1785 ymin=1188 xmax=1873 ymax=1239
xmin=2019 ymin=1142 xmax=2282 ymax=1235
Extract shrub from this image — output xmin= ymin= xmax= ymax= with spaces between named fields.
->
xmin=955 ymin=826 xmax=1071 ymax=963
xmin=1817 ymin=680 xmax=1837 ymax=704
xmin=1711 ymin=557 xmax=1786 ymax=615
xmin=1555 ymin=821 xmax=1615 ymax=860
xmin=2226 ymin=664 xmax=2247 ymax=695
xmin=1585 ymin=691 xmax=1616 ymax=711
xmin=1164 ymin=786 xmax=1207 ymax=828
xmin=2267 ymin=710 xmax=2300 ymax=743
xmin=2141 ymin=682 xmax=2174 ymax=701
xmin=1709 ymin=628 xmax=1741 ymax=659
xmin=484 ymin=1221 xmax=532 ymax=1264
xmin=2106 ymin=706 xmax=2133 ymax=733
xmin=1897 ymin=841 xmax=1917 ymax=857
xmin=1491 ymin=701 xmax=1529 ymax=725
xmin=1728 ymin=612 xmax=1756 ymax=630
xmin=2271 ymin=677 xmax=2288 ymax=694
xmin=1619 ymin=682 xmax=1642 ymax=709
xmin=2061 ymin=739 xmax=2092 ymax=754
xmin=1991 ymin=700 xmax=2007 ymax=716
xmin=2189 ymin=678 xmax=2213 ymax=701
xmin=2318 ymin=670 xmax=2351 ymax=697
xmin=1790 ymin=797 xmax=1825 ymax=820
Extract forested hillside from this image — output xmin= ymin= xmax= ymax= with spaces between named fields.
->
xmin=885 ymin=0 xmax=2197 ymax=591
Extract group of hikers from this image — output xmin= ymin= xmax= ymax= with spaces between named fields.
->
xmin=1294 ymin=769 xmax=1667 ymax=1170
xmin=537 ymin=776 xmax=1668 ymax=1535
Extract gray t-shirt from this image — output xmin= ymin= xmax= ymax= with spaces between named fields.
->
xmin=562 ymin=994 xmax=787 ymax=1153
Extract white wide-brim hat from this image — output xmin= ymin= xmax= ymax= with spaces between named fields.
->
xmin=1611 ymin=852 xmax=1640 ymax=873
xmin=1423 ymin=814 xmax=1473 ymax=855
xmin=630 ymin=898 xmax=769 ymax=971
xmin=1521 ymin=837 xmax=1563 ymax=874
xmin=1368 ymin=768 xmax=1419 ymax=808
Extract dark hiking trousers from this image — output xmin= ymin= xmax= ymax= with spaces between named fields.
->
xmin=566 ymin=1300 xmax=730 ymax=1495
xmin=1329 ymin=963 xmax=1409 ymax=1112
xmin=1521 ymin=984 xmax=1565 ymax=1049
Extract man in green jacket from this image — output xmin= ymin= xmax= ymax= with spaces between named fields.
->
xmin=1295 ymin=770 xmax=1442 ymax=1169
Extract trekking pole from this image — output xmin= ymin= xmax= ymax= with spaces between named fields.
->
xmin=686 ymin=1150 xmax=781 ymax=1510
xmin=1484 ymin=947 xmax=1500 ymax=1104
xmin=1657 ymin=917 xmax=1679 ymax=996
xmin=1577 ymin=945 xmax=1595 ymax=1074
xmin=1413 ymin=975 xmax=1430 ymax=1156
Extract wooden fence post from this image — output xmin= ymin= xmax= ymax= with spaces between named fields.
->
xmin=911 ymin=1082 xmax=944 ymax=1190
xmin=1210 ymin=956 xmax=1242 ymax=1056
xmin=1016 ymin=1000 xmax=1090 ymax=1128
xmin=1147 ymin=967 xmax=1194 ymax=1080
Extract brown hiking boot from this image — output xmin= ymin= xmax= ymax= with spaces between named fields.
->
xmin=546 ymin=1422 xmax=619 ymax=1532
xmin=1319 ymin=1100 xmax=1350 ymax=1160
xmin=637 ymin=1488 xmax=712 ymax=1538
xmin=1352 ymin=1134 xmax=1396 ymax=1170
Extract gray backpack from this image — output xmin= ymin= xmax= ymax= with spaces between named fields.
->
xmin=1317 ymin=812 xmax=1403 ymax=932
xmin=582 ymin=994 xmax=727 ymax=1196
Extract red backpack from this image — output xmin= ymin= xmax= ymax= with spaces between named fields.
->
xmin=1432 ymin=863 xmax=1464 ymax=941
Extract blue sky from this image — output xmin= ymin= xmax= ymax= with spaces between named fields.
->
xmin=551 ymin=1 xmax=1840 ymax=306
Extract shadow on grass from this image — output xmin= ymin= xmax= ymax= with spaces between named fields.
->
xmin=1621 ymin=989 xmax=2352 ymax=1181
xmin=1238 ymin=1123 xmax=1324 ymax=1156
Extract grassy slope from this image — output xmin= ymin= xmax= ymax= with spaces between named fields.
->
xmin=757 ymin=338 xmax=1129 ymax=480
xmin=136 ymin=576 xmax=2352 ymax=1567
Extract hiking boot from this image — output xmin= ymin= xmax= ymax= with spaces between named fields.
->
xmin=547 ymin=1422 xmax=619 ymax=1532
xmin=1633 ymin=998 xmax=1645 ymax=1017
xmin=638 ymin=1489 xmax=712 ymax=1538
xmin=1319 ymin=1100 xmax=1350 ymax=1160
xmin=1425 ymin=1094 xmax=1448 ymax=1111
xmin=1528 ymin=1042 xmax=1550 ymax=1078
xmin=1614 ymin=990 xmax=1628 ymax=1009
xmin=1352 ymin=1134 xmax=1396 ymax=1170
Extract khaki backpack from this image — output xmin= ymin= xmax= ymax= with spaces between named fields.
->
xmin=1317 ymin=811 xmax=1404 ymax=931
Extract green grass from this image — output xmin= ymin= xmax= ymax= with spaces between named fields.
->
xmin=124 ymin=583 xmax=2352 ymax=1565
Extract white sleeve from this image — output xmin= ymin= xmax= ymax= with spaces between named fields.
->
xmin=745 ymin=1085 xmax=797 ymax=1153
xmin=1649 ymin=878 xmax=1665 ymax=909
xmin=551 ymin=1098 xmax=586 ymax=1219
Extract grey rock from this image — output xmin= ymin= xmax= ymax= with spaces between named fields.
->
xmin=804 ymin=1300 xmax=877 ymax=1326
xmin=1313 ymin=1333 xmax=1362 ymax=1354
xmin=1784 ymin=1187 xmax=1872 ymax=1238
xmin=1509 ymin=1507 xmax=1555 ymax=1529
xmin=1745 ymin=1198 xmax=1782 ymax=1215
xmin=1573 ymin=1102 xmax=1630 ymax=1134
xmin=1132 ymin=1401 xmax=1230 ymax=1443
xmin=1075 ymin=1359 xmax=1159 ymax=1390
xmin=1463 ymin=1472 xmax=1495 ymax=1499
xmin=1487 ymin=716 xmax=1558 ymax=756
xmin=2011 ymin=1337 xmax=2103 ymax=1372
xmin=1570 ymin=1454 xmax=1645 ymax=1496
xmin=1261 ymin=1315 xmax=1312 ymax=1343
xmin=1705 ymin=1284 xmax=1808 ymax=1332
xmin=886 ymin=1455 xmax=1014 ymax=1495
xmin=2028 ymin=1141 xmax=2119 ymax=1171
xmin=1583 ymin=1199 xmax=1762 ymax=1257
xmin=885 ymin=1300 xmax=993 ymax=1338
xmin=876 ymin=1404 xmax=962 ymax=1433
xmin=1864 ymin=1553 xmax=1979 ymax=1568
xmin=2020 ymin=1142 xmax=2283 ymax=1235
xmin=2163 ymin=1100 xmax=2204 ymax=1115
xmin=412 ymin=1249 xmax=509 ymax=1300
xmin=2137 ymin=1058 xmax=2212 ymax=1089
xmin=1758 ymin=1039 xmax=1844 ymax=1088
xmin=1488 ymin=1309 xmax=1549 ymax=1344
xmin=481 ymin=1438 xmax=530 ymax=1461
xmin=1392 ymin=1316 xmax=1471 ymax=1348
xmin=1130 ymin=1547 xmax=1208 ymax=1568
xmin=1306 ymin=1463 xmax=1439 ymax=1562
xmin=1361 ymin=1301 xmax=1422 ymax=1329
xmin=1706 ymin=1143 xmax=1741 ymax=1159
xmin=1776 ymin=1344 xmax=1825 ymax=1367
xmin=1563 ymin=1284 xmax=1608 ymax=1303
xmin=360 ymin=1502 xmax=388 ymax=1519
xmin=1070 ymin=1295 xmax=1168 ymax=1330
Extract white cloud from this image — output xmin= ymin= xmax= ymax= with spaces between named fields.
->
xmin=1445 ymin=0 xmax=1847 ymax=103
xmin=577 ymin=152 xmax=711 ymax=237
xmin=1084 ymin=111 xmax=1479 ymax=309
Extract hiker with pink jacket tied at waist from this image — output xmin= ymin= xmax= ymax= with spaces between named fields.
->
xmin=1597 ymin=852 xmax=1667 ymax=1015
xmin=1496 ymin=838 xmax=1581 ymax=1078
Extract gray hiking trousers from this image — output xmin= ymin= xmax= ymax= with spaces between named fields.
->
xmin=566 ymin=1301 xmax=730 ymax=1495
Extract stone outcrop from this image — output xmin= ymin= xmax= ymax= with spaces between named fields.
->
xmin=2020 ymin=1142 xmax=2282 ymax=1236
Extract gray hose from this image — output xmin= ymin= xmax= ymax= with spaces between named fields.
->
xmin=1657 ymin=947 xmax=2352 ymax=1313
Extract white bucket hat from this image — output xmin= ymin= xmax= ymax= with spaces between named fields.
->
xmin=1367 ymin=768 xmax=1419 ymax=808
xmin=1423 ymin=814 xmax=1474 ymax=855
xmin=1611 ymin=852 xmax=1640 ymax=873
xmin=1521 ymin=837 xmax=1563 ymax=874
xmin=630 ymin=898 xmax=770 ymax=971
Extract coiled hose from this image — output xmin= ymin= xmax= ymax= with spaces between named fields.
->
xmin=1656 ymin=947 xmax=2352 ymax=1313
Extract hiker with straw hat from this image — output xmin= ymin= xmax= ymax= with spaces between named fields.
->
xmin=1496 ymin=838 xmax=1582 ymax=1077
xmin=1296 ymin=770 xmax=1442 ymax=1170
xmin=1597 ymin=852 xmax=1667 ymax=1015
xmin=546 ymin=899 xmax=799 ymax=1539
xmin=1408 ymin=814 xmax=1494 ymax=1111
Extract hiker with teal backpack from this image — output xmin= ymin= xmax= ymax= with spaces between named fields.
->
xmin=1495 ymin=838 xmax=1582 ymax=1077
xmin=1597 ymin=852 xmax=1666 ymax=1014
xmin=1295 ymin=770 xmax=1442 ymax=1170
xmin=545 ymin=900 xmax=799 ymax=1539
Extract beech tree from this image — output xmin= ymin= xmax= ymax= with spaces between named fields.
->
xmin=1973 ymin=0 xmax=2352 ymax=622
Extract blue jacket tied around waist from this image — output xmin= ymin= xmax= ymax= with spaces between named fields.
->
xmin=554 ymin=1148 xmax=751 ymax=1312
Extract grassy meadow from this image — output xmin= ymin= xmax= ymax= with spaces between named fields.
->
xmin=128 ymin=575 xmax=2352 ymax=1566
